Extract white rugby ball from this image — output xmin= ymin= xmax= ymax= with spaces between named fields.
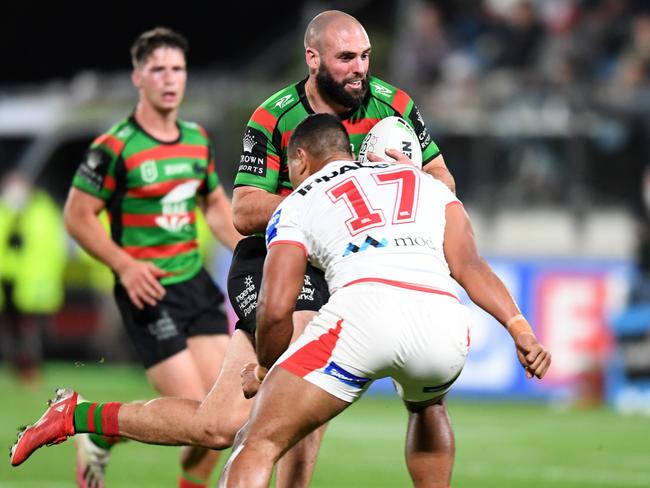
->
xmin=358 ymin=116 xmax=422 ymax=168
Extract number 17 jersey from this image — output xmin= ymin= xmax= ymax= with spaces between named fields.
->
xmin=265 ymin=160 xmax=461 ymax=298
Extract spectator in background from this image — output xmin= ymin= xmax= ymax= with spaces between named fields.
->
xmin=397 ymin=1 xmax=452 ymax=85
xmin=488 ymin=0 xmax=545 ymax=73
xmin=0 ymin=170 xmax=66 ymax=385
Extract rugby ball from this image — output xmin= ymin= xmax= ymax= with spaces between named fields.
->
xmin=358 ymin=116 xmax=422 ymax=168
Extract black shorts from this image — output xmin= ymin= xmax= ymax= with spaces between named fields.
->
xmin=227 ymin=235 xmax=330 ymax=335
xmin=115 ymin=267 xmax=229 ymax=368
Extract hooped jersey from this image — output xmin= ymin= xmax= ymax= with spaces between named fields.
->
xmin=234 ymin=76 xmax=440 ymax=198
xmin=265 ymin=160 xmax=461 ymax=297
xmin=72 ymin=116 xmax=220 ymax=285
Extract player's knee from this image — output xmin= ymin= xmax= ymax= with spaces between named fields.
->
xmin=193 ymin=417 xmax=238 ymax=450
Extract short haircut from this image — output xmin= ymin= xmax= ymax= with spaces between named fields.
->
xmin=130 ymin=27 xmax=188 ymax=68
xmin=288 ymin=114 xmax=352 ymax=161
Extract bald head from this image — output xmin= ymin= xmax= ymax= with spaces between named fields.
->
xmin=304 ymin=10 xmax=367 ymax=51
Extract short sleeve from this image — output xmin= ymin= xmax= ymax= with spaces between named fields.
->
xmin=265 ymin=202 xmax=309 ymax=256
xmin=233 ymin=110 xmax=281 ymax=192
xmin=72 ymin=134 xmax=120 ymax=200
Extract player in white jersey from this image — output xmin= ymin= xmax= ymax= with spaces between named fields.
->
xmin=222 ymin=114 xmax=551 ymax=488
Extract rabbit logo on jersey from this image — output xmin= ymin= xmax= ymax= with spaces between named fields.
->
xmin=155 ymin=180 xmax=201 ymax=232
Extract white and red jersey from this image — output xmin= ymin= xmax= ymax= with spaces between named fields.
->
xmin=266 ymin=159 xmax=462 ymax=299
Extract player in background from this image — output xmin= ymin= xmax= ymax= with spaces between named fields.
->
xmin=11 ymin=11 xmax=454 ymax=487
xmin=222 ymin=114 xmax=551 ymax=487
xmin=62 ymin=28 xmax=241 ymax=488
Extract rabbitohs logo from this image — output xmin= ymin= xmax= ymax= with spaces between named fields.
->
xmin=155 ymin=180 xmax=201 ymax=232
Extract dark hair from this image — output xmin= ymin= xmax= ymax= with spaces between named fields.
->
xmin=288 ymin=114 xmax=352 ymax=160
xmin=130 ymin=27 xmax=188 ymax=68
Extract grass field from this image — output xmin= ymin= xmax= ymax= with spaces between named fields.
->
xmin=1 ymin=363 xmax=649 ymax=487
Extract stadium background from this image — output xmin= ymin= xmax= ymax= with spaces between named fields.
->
xmin=1 ymin=1 xmax=650 ymax=486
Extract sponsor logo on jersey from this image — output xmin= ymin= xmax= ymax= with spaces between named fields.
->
xmin=155 ymin=180 xmax=201 ymax=232
xmin=371 ymin=82 xmax=393 ymax=97
xmin=242 ymin=130 xmax=256 ymax=153
xmin=266 ymin=208 xmax=282 ymax=245
xmin=273 ymin=94 xmax=294 ymax=109
xmin=414 ymin=106 xmax=425 ymax=127
xmin=117 ymin=126 xmax=133 ymax=139
xmin=409 ymin=107 xmax=431 ymax=150
xmin=324 ymin=361 xmax=370 ymax=387
xmin=78 ymin=148 xmax=112 ymax=189
xmin=342 ymin=235 xmax=388 ymax=257
xmin=86 ymin=150 xmax=102 ymax=169
xmin=239 ymin=128 xmax=267 ymax=177
xmin=297 ymin=161 xmax=391 ymax=196
xmin=164 ymin=162 xmax=193 ymax=176
xmin=140 ymin=160 xmax=159 ymax=183
xmin=342 ymin=234 xmax=438 ymax=256
xmin=393 ymin=235 xmax=438 ymax=251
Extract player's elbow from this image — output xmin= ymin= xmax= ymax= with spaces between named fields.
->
xmin=449 ymin=256 xmax=486 ymax=289
xmin=258 ymin=306 xmax=290 ymax=330
xmin=63 ymin=199 xmax=83 ymax=237
xmin=232 ymin=207 xmax=254 ymax=236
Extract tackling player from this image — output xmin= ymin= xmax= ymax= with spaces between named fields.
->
xmin=223 ymin=113 xmax=552 ymax=487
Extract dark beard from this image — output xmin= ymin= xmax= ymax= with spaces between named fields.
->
xmin=315 ymin=65 xmax=368 ymax=110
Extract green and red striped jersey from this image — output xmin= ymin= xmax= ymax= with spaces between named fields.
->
xmin=73 ymin=116 xmax=220 ymax=285
xmin=234 ymin=75 xmax=440 ymax=196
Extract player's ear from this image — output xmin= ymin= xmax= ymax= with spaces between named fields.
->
xmin=305 ymin=47 xmax=320 ymax=71
xmin=131 ymin=68 xmax=141 ymax=88
xmin=296 ymin=148 xmax=309 ymax=176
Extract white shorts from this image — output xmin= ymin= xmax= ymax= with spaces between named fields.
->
xmin=277 ymin=282 xmax=470 ymax=403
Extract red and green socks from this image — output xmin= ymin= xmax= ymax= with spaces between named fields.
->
xmin=73 ymin=401 xmax=122 ymax=438
xmin=178 ymin=471 xmax=208 ymax=488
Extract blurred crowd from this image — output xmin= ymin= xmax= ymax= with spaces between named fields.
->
xmin=393 ymin=0 xmax=650 ymax=106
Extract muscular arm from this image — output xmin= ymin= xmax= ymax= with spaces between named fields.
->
xmin=64 ymin=187 xmax=165 ymax=309
xmin=232 ymin=186 xmax=286 ymax=235
xmin=64 ymin=188 xmax=133 ymax=274
xmin=443 ymin=203 xmax=551 ymax=379
xmin=198 ymin=185 xmax=243 ymax=251
xmin=444 ymin=203 xmax=518 ymax=326
xmin=423 ymin=154 xmax=455 ymax=194
xmin=255 ymin=244 xmax=308 ymax=369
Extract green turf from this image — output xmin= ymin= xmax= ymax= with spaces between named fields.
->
xmin=1 ymin=363 xmax=649 ymax=487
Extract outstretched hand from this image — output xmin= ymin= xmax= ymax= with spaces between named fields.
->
xmin=367 ymin=149 xmax=413 ymax=164
xmin=515 ymin=333 xmax=551 ymax=379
